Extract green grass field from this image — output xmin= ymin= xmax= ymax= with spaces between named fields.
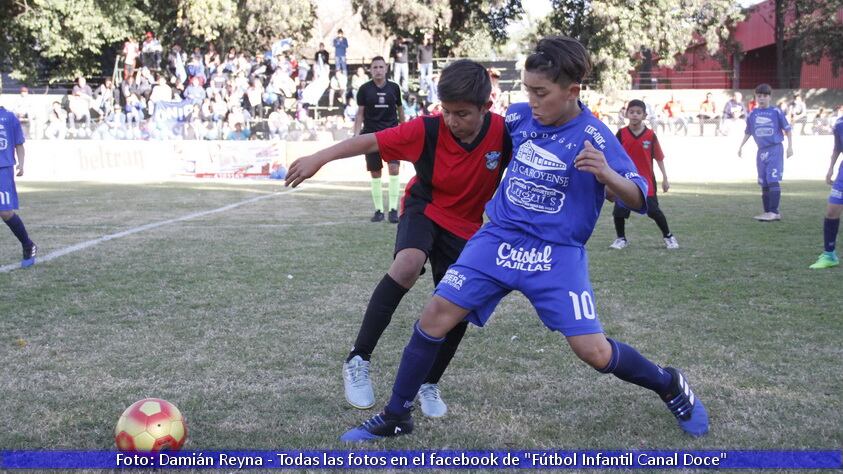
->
xmin=1 ymin=179 xmax=840 ymax=457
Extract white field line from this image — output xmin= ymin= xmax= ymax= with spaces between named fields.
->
xmin=1 ymin=187 xmax=303 ymax=273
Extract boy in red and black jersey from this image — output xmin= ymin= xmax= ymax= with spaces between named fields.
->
xmin=609 ymin=99 xmax=678 ymax=250
xmin=286 ymin=60 xmax=511 ymax=417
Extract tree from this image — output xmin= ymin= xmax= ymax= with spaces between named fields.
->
xmin=234 ymin=0 xmax=318 ymax=49
xmin=0 ymin=0 xmax=154 ymax=83
xmin=777 ymin=0 xmax=843 ymax=87
xmin=352 ymin=0 xmax=522 ymax=57
xmin=534 ymin=0 xmax=743 ymax=92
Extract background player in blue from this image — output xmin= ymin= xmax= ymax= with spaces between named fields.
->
xmin=0 ymin=105 xmax=37 ymax=268
xmin=339 ymin=36 xmax=709 ymax=442
xmin=737 ymin=83 xmax=794 ymax=222
xmin=809 ymin=114 xmax=843 ymax=269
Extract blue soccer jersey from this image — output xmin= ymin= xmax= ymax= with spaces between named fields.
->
xmin=745 ymin=107 xmax=790 ymax=149
xmin=486 ymin=102 xmax=647 ymax=246
xmin=831 ymin=117 xmax=843 ymax=205
xmin=0 ymin=107 xmax=25 ymax=168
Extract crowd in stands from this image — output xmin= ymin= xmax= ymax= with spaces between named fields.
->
xmin=8 ymin=29 xmax=487 ymax=141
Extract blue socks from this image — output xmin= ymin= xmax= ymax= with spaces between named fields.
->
xmin=767 ymin=183 xmax=781 ymax=214
xmin=599 ymin=338 xmax=673 ymax=397
xmin=4 ymin=214 xmax=33 ymax=248
xmin=386 ymin=321 xmax=444 ymax=416
xmin=824 ymin=218 xmax=840 ymax=253
xmin=761 ymin=186 xmax=770 ymax=212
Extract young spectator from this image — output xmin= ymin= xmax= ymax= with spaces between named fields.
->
xmin=488 ymin=67 xmax=506 ymax=115
xmin=267 ymin=104 xmax=291 ymax=140
xmin=0 ymin=105 xmax=37 ymax=267
xmin=333 ymin=35 xmax=708 ymax=443
xmin=697 ymin=92 xmax=719 ymax=136
xmin=788 ymin=92 xmax=808 ymax=135
xmin=390 ymin=37 xmax=410 ymax=91
xmin=183 ymin=76 xmax=206 ymax=104
xmin=315 ymin=42 xmax=330 ymax=80
xmin=351 ymin=66 xmax=369 ymax=97
xmin=122 ymin=36 xmax=140 ymax=80
xmin=333 ymin=29 xmax=349 ymax=75
xmin=737 ymin=83 xmax=794 ymax=221
xmin=417 ymin=33 xmax=434 ymax=96
xmin=808 ymin=113 xmax=843 ymax=269
xmin=328 ymin=70 xmax=347 ymax=107
xmin=45 ymin=101 xmax=68 ymax=140
xmin=609 ymin=100 xmax=678 ymax=250
xmin=68 ymin=77 xmax=94 ymax=137
xmin=286 ymin=59 xmax=510 ymax=417
xmin=226 ymin=121 xmax=249 ymax=140
xmin=95 ymin=78 xmax=119 ymax=118
xmin=720 ymin=91 xmax=746 ymax=135
xmin=662 ymin=95 xmax=687 ymax=135
xmin=204 ymin=43 xmax=219 ymax=74
xmin=355 ymin=56 xmax=404 ymax=223
xmin=168 ymin=44 xmax=188 ymax=85
xmin=141 ymin=31 xmax=163 ymax=71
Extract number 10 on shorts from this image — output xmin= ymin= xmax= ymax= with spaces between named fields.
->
xmin=568 ymin=291 xmax=596 ymax=320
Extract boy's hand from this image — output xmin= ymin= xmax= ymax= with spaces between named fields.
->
xmin=786 ymin=146 xmax=793 ymax=158
xmin=827 ymin=167 xmax=835 ymax=186
xmin=285 ymin=154 xmax=323 ymax=188
xmin=662 ymin=177 xmax=670 ymax=193
xmin=15 ymin=163 xmax=24 ymax=177
xmin=574 ymin=141 xmax=612 ymax=184
xmin=737 ymin=148 xmax=742 ymax=158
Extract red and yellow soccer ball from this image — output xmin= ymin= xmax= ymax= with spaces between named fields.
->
xmin=114 ymin=398 xmax=187 ymax=452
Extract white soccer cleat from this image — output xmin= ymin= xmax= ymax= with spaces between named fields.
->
xmin=609 ymin=238 xmax=628 ymax=250
xmin=417 ymin=383 xmax=447 ymax=418
xmin=343 ymin=356 xmax=375 ymax=409
xmin=664 ymin=235 xmax=679 ymax=249
xmin=754 ymin=212 xmax=773 ymax=221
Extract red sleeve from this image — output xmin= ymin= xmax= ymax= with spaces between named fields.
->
xmin=374 ymin=117 xmax=426 ymax=163
xmin=652 ymin=133 xmax=665 ymax=161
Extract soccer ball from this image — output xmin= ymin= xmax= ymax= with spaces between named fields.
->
xmin=114 ymin=398 xmax=187 ymax=452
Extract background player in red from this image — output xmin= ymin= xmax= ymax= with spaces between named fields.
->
xmin=610 ymin=99 xmax=678 ymax=250
xmin=285 ymin=59 xmax=510 ymax=417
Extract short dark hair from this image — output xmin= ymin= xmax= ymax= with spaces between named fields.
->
xmin=436 ymin=59 xmax=491 ymax=107
xmin=337 ymin=29 xmax=344 ymax=34
xmin=755 ymin=83 xmax=772 ymax=94
xmin=370 ymin=56 xmax=386 ymax=65
xmin=627 ymin=99 xmax=646 ymax=112
xmin=525 ymin=35 xmax=592 ymax=86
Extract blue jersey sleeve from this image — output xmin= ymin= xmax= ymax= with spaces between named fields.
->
xmin=593 ymin=122 xmax=648 ymax=213
xmin=835 ymin=119 xmax=843 ymax=155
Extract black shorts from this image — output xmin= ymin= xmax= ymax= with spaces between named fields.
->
xmin=394 ymin=209 xmax=467 ymax=285
xmin=613 ymin=195 xmax=661 ymax=219
xmin=361 ymin=131 xmax=398 ymax=172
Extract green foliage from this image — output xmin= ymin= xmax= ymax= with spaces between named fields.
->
xmin=352 ymin=0 xmax=522 ymax=57
xmin=0 ymin=0 xmax=317 ymax=84
xmin=0 ymin=0 xmax=154 ymax=83
xmin=786 ymin=0 xmax=843 ymax=78
xmin=534 ymin=0 xmax=743 ymax=92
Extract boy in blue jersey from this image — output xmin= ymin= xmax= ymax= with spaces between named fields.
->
xmin=737 ymin=83 xmax=794 ymax=222
xmin=808 ymin=114 xmax=843 ymax=269
xmin=0 ymin=105 xmax=37 ymax=267
xmin=339 ymin=36 xmax=709 ymax=442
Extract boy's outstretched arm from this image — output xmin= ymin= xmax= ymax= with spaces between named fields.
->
xmin=785 ymin=129 xmax=794 ymax=158
xmin=656 ymin=159 xmax=669 ymax=192
xmin=285 ymin=134 xmax=379 ymax=187
xmin=574 ymin=141 xmax=644 ymax=210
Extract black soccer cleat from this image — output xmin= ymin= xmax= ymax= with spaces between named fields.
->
xmin=388 ymin=209 xmax=399 ymax=224
xmin=371 ymin=210 xmax=385 ymax=222
xmin=661 ymin=367 xmax=709 ymax=437
xmin=21 ymin=243 xmax=37 ymax=268
xmin=340 ymin=410 xmax=413 ymax=442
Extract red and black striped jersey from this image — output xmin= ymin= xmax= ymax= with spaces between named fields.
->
xmin=616 ymin=126 xmax=664 ymax=197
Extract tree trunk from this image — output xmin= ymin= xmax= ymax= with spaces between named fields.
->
xmin=775 ymin=0 xmax=786 ymax=88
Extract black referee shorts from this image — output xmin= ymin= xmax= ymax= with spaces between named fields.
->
xmin=394 ymin=209 xmax=467 ymax=285
xmin=361 ymin=131 xmax=399 ymax=172
xmin=613 ymin=195 xmax=661 ymax=219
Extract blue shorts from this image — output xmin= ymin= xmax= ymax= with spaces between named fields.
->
xmin=756 ymin=144 xmax=784 ymax=186
xmin=434 ymin=223 xmax=603 ymax=336
xmin=0 ymin=166 xmax=19 ymax=211
xmin=830 ymin=163 xmax=843 ymax=205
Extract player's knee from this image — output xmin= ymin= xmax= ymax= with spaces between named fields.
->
xmin=0 ymin=210 xmax=14 ymax=221
xmin=387 ymin=163 xmax=400 ymax=175
xmin=389 ymin=251 xmax=426 ymax=288
xmin=370 ymin=170 xmax=382 ymax=178
xmin=572 ymin=339 xmax=612 ymax=370
xmin=827 ymin=204 xmax=843 ymax=219
xmin=418 ymin=297 xmax=463 ymax=339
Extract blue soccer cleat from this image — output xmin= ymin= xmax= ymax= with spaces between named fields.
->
xmin=662 ymin=367 xmax=709 ymax=437
xmin=340 ymin=411 xmax=413 ymax=442
xmin=21 ymin=243 xmax=37 ymax=268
